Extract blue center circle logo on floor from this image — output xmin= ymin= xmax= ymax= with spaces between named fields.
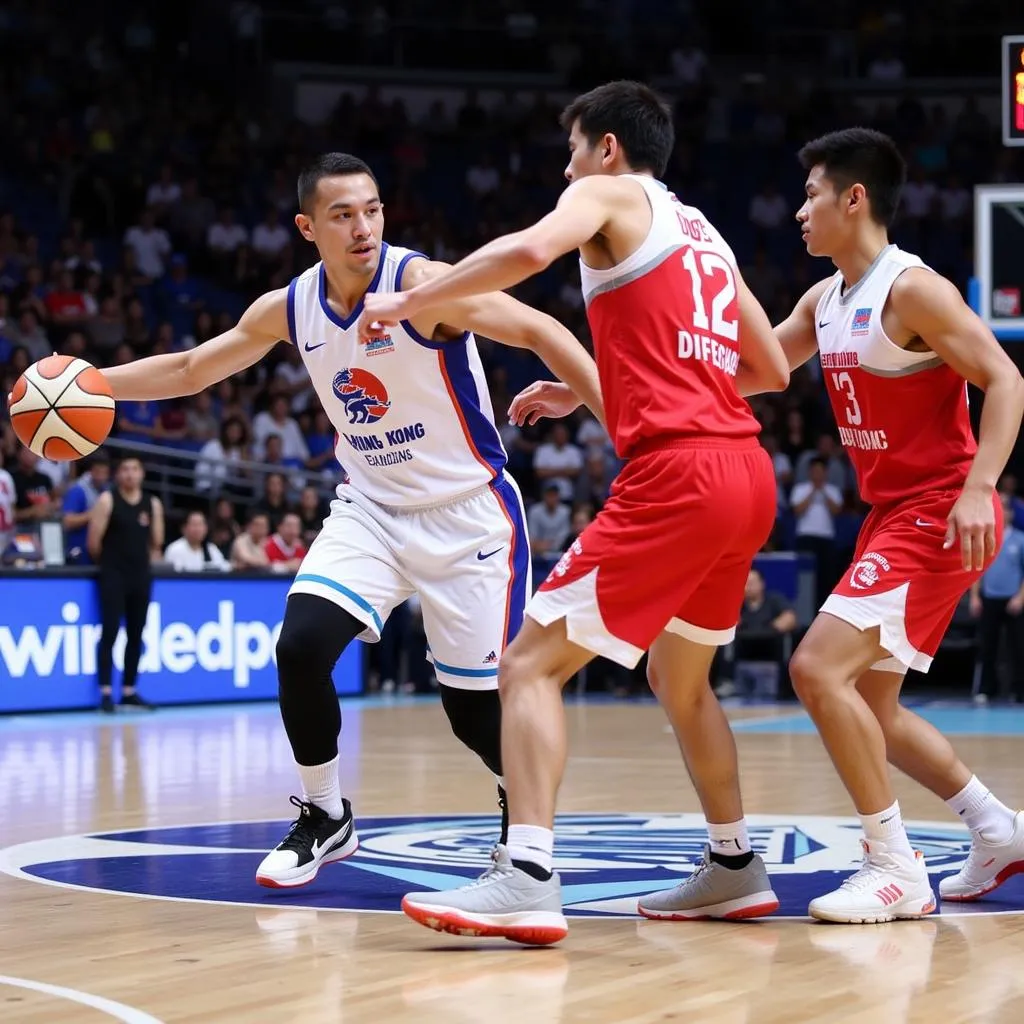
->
xmin=4 ymin=813 xmax=1022 ymax=918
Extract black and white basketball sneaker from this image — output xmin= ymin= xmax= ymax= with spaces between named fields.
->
xmin=256 ymin=796 xmax=359 ymax=888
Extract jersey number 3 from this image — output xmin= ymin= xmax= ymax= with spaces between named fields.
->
xmin=681 ymin=249 xmax=738 ymax=342
xmin=831 ymin=371 xmax=862 ymax=426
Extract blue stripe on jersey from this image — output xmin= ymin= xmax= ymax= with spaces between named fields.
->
xmin=440 ymin=342 xmax=506 ymax=477
xmin=402 ymin=320 xmax=470 ymax=349
xmin=317 ymin=242 xmax=389 ymax=330
xmin=285 ymin=276 xmax=298 ymax=344
xmin=394 ymin=249 xmax=475 ymax=348
xmin=491 ymin=475 xmax=530 ymax=645
xmin=394 ymin=250 xmax=426 ymax=290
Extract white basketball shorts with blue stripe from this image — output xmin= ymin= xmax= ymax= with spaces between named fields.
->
xmin=288 ymin=474 xmax=531 ymax=690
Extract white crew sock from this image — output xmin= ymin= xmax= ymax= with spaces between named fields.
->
xmin=947 ymin=775 xmax=1016 ymax=843
xmin=861 ymin=800 xmax=915 ymax=862
xmin=297 ymin=755 xmax=345 ymax=820
xmin=507 ymin=824 xmax=554 ymax=873
xmin=707 ymin=818 xmax=752 ymax=856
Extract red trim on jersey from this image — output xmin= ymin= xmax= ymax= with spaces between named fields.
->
xmin=436 ymin=350 xmax=498 ymax=480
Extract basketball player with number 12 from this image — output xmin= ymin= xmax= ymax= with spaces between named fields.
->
xmin=360 ymin=80 xmax=792 ymax=944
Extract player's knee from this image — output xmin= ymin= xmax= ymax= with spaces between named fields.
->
xmin=496 ymin=646 xmax=529 ymax=695
xmin=646 ymin=661 xmax=663 ymax=699
xmin=440 ymin=685 xmax=502 ymax=774
xmin=648 ymin=662 xmax=713 ymax=713
xmin=276 ymin=596 xmax=362 ymax=687
xmin=788 ymin=644 xmax=831 ymax=707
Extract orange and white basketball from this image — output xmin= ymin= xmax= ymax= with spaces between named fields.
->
xmin=9 ymin=355 xmax=116 ymax=460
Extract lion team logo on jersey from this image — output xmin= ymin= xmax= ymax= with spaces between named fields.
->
xmin=851 ymin=307 xmax=872 ymax=337
xmin=332 ymin=368 xmax=392 ymax=425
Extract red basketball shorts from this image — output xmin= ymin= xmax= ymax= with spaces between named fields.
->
xmin=527 ymin=438 xmax=777 ymax=668
xmin=822 ymin=488 xmax=1002 ymax=673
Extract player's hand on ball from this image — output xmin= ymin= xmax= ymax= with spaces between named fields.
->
xmin=508 ymin=381 xmax=581 ymax=426
xmin=944 ymin=484 xmax=997 ymax=572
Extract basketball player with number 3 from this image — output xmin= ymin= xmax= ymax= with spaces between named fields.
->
xmin=772 ymin=128 xmax=1024 ymax=922
xmin=360 ymin=81 xmax=792 ymax=944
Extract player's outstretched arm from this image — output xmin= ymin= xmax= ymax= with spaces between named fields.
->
xmin=734 ymin=272 xmax=790 ymax=397
xmin=357 ymin=177 xmax=616 ymax=340
xmin=101 ymin=288 xmax=290 ymax=401
xmin=767 ymin=279 xmax=831 ymax=379
xmin=890 ymin=268 xmax=1024 ymax=569
xmin=403 ymin=259 xmax=605 ymax=427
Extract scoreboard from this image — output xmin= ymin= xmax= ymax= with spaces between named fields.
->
xmin=1005 ymin=36 xmax=1024 ymax=147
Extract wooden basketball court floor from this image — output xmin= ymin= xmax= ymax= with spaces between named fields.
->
xmin=3 ymin=697 xmax=1024 ymax=1024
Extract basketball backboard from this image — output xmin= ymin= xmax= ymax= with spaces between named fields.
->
xmin=971 ymin=184 xmax=1024 ymax=341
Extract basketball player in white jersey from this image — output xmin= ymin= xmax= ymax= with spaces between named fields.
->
xmin=89 ymin=152 xmax=605 ymax=889
xmin=772 ymin=128 xmax=1024 ymax=921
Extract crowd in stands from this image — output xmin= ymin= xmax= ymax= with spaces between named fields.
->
xmin=1 ymin=10 xmax=1022 ymax=694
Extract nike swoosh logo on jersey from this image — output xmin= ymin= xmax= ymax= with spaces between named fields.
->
xmin=818 ymin=320 xmax=831 ymax=328
xmin=304 ymin=340 xmax=327 ymax=352
xmin=477 ymin=547 xmax=504 ymax=561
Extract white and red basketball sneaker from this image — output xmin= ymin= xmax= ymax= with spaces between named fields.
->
xmin=808 ymin=840 xmax=936 ymax=924
xmin=940 ymin=810 xmax=1024 ymax=901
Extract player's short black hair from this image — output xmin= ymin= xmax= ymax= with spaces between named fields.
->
xmin=559 ymin=80 xmax=675 ymax=177
xmin=798 ymin=128 xmax=906 ymax=227
xmin=297 ymin=153 xmax=379 ymax=215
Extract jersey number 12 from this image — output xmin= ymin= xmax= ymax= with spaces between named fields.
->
xmin=681 ymin=248 xmax=739 ymax=342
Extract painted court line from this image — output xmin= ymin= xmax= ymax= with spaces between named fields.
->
xmin=0 ymin=975 xmax=164 ymax=1023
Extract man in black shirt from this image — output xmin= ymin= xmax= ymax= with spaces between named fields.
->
xmin=87 ymin=456 xmax=164 ymax=713
xmin=11 ymin=448 xmax=56 ymax=536
xmin=715 ymin=568 xmax=798 ymax=697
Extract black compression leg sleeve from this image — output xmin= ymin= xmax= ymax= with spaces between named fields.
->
xmin=439 ymin=684 xmax=507 ymax=842
xmin=276 ymin=594 xmax=365 ymax=766
xmin=439 ymin=684 xmax=503 ymax=775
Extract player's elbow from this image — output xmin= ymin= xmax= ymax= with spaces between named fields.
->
xmin=510 ymin=233 xmax=555 ymax=276
xmin=1008 ymin=371 xmax=1024 ymax=413
xmin=519 ymin=312 xmax=571 ymax=356
xmin=753 ymin=359 xmax=789 ymax=394
xmin=178 ymin=354 xmax=206 ymax=396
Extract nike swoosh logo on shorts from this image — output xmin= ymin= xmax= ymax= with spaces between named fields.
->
xmin=915 ymin=518 xmax=934 ymax=527
xmin=477 ymin=547 xmax=503 ymax=561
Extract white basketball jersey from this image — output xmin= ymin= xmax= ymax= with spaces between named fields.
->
xmin=814 ymin=244 xmax=976 ymax=505
xmin=289 ymin=243 xmax=507 ymax=507
xmin=814 ymin=244 xmax=930 ymax=371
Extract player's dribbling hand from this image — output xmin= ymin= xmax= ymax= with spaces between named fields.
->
xmin=358 ymin=292 xmax=413 ymax=343
xmin=944 ymin=484 xmax=997 ymax=572
xmin=508 ymin=381 xmax=581 ymax=426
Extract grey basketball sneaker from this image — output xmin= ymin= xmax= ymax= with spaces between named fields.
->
xmin=402 ymin=844 xmax=568 ymax=946
xmin=638 ymin=844 xmax=780 ymax=920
